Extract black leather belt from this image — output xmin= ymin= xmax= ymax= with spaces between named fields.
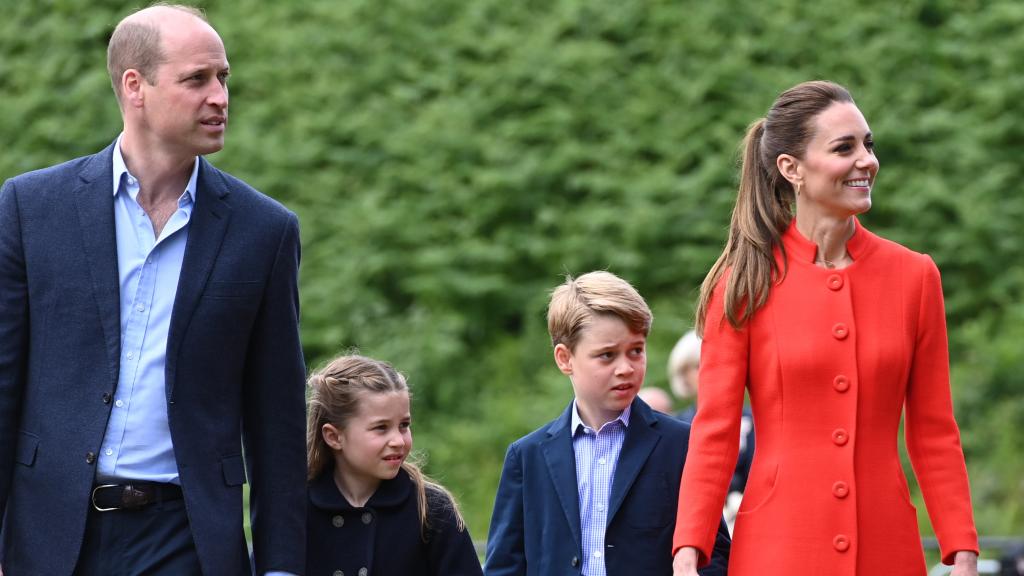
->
xmin=91 ymin=482 xmax=183 ymax=512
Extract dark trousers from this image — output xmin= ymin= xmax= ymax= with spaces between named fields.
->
xmin=73 ymin=498 xmax=202 ymax=576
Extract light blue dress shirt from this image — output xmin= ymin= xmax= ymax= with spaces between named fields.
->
xmin=571 ymin=401 xmax=631 ymax=576
xmin=96 ymin=135 xmax=195 ymax=485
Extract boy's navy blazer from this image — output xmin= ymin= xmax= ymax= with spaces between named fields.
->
xmin=0 ymin=141 xmax=307 ymax=575
xmin=485 ymin=397 xmax=730 ymax=576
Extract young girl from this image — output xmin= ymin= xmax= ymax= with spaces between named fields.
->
xmin=305 ymin=354 xmax=483 ymax=576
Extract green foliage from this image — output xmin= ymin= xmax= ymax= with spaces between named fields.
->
xmin=3 ymin=0 xmax=1022 ymax=543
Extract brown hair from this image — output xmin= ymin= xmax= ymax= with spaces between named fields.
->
xmin=306 ymin=353 xmax=466 ymax=535
xmin=107 ymin=3 xmax=208 ymax=102
xmin=696 ymin=80 xmax=855 ymax=334
xmin=547 ymin=271 xmax=652 ymax=351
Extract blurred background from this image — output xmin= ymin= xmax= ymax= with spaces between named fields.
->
xmin=3 ymin=0 xmax=1022 ymax=566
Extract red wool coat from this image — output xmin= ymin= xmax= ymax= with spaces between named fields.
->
xmin=674 ymin=219 xmax=978 ymax=576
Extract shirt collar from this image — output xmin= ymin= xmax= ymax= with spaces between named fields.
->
xmin=112 ymin=133 xmax=199 ymax=204
xmin=571 ymin=399 xmax=631 ymax=436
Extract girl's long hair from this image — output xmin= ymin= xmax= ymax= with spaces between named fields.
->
xmin=696 ymin=81 xmax=854 ymax=334
xmin=306 ymin=353 xmax=466 ymax=536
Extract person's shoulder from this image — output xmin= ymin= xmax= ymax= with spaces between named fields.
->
xmin=508 ymin=405 xmax=572 ymax=452
xmin=860 ymin=223 xmax=936 ymax=270
xmin=4 ymin=150 xmax=103 ymax=192
xmin=200 ymin=159 xmax=295 ymax=222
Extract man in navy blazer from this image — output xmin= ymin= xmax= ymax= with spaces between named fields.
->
xmin=485 ymin=272 xmax=730 ymax=576
xmin=0 ymin=5 xmax=305 ymax=575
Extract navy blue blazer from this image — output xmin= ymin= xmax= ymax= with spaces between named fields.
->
xmin=307 ymin=466 xmax=483 ymax=576
xmin=485 ymin=397 xmax=730 ymax=576
xmin=0 ymin=142 xmax=308 ymax=575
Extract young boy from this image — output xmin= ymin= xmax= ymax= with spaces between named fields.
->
xmin=485 ymin=271 xmax=731 ymax=575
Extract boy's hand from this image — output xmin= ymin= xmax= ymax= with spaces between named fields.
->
xmin=672 ymin=547 xmax=700 ymax=576
xmin=949 ymin=550 xmax=978 ymax=576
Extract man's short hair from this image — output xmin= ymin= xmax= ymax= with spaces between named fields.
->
xmin=547 ymin=271 xmax=652 ymax=351
xmin=107 ymin=4 xmax=207 ymax=100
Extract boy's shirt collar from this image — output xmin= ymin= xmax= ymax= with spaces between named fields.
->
xmin=570 ymin=400 xmax=632 ymax=436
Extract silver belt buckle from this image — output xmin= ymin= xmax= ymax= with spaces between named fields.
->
xmin=91 ymin=484 xmax=121 ymax=512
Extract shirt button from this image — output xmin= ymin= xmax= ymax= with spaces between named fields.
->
xmin=105 ymin=448 xmax=113 ymax=456
xmin=115 ymin=399 xmax=124 ymax=408
xmin=833 ymin=375 xmax=850 ymax=393
xmin=832 ymin=323 xmax=849 ymax=340
xmin=832 ymin=428 xmax=849 ymax=446
xmin=833 ymin=534 xmax=851 ymax=552
xmin=102 ymin=393 xmax=111 ymax=404
xmin=126 ymin=351 xmax=134 ymax=360
xmin=597 ymin=503 xmax=605 ymax=511
xmin=361 ymin=512 xmax=372 ymax=524
xmin=597 ymin=457 xmax=606 ymax=465
xmin=827 ymin=274 xmax=844 ymax=291
xmin=332 ymin=515 xmax=344 ymax=528
xmin=833 ymin=481 xmax=850 ymax=499
xmin=85 ymin=451 xmax=96 ymax=464
xmin=135 ymin=304 xmax=145 ymax=313
xmin=359 ymin=568 xmax=368 ymax=576
xmin=593 ymin=551 xmax=602 ymax=558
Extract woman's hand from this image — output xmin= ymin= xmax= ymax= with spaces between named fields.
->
xmin=949 ymin=550 xmax=978 ymax=576
xmin=673 ymin=546 xmax=701 ymax=576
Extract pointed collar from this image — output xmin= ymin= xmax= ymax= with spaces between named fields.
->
xmin=570 ymin=399 xmax=632 ymax=437
xmin=308 ymin=465 xmax=414 ymax=512
xmin=782 ymin=216 xmax=874 ymax=265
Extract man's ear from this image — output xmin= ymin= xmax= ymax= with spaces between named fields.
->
xmin=553 ymin=343 xmax=573 ymax=375
xmin=776 ymin=153 xmax=802 ymax=188
xmin=122 ymin=69 xmax=146 ymax=109
xmin=322 ymin=423 xmax=344 ymax=451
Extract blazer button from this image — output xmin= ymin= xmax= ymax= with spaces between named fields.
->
xmin=832 ymin=323 xmax=849 ymax=340
xmin=332 ymin=515 xmax=344 ymax=528
xmin=333 ymin=570 xmax=344 ymax=576
xmin=102 ymin=392 xmax=112 ymax=404
xmin=85 ymin=451 xmax=96 ymax=464
xmin=831 ymin=428 xmax=849 ymax=446
xmin=833 ymin=534 xmax=851 ymax=552
xmin=833 ymin=375 xmax=850 ymax=393
xmin=827 ymin=274 xmax=844 ymax=291
xmin=358 ymin=568 xmax=368 ymax=576
xmin=832 ymin=481 xmax=850 ymax=498
xmin=571 ymin=556 xmax=580 ymax=567
xmin=361 ymin=512 xmax=372 ymax=524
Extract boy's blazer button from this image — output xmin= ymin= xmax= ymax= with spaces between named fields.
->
xmin=332 ymin=515 xmax=344 ymax=528
xmin=571 ymin=556 xmax=580 ymax=567
xmin=85 ymin=451 xmax=96 ymax=464
xmin=102 ymin=392 xmax=111 ymax=404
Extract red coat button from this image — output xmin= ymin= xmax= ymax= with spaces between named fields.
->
xmin=833 ymin=375 xmax=850 ymax=393
xmin=832 ymin=428 xmax=849 ymax=446
xmin=832 ymin=323 xmax=849 ymax=339
xmin=833 ymin=534 xmax=850 ymax=552
xmin=832 ymin=481 xmax=849 ymax=498
xmin=827 ymin=274 xmax=844 ymax=291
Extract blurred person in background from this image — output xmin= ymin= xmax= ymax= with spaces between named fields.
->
xmin=668 ymin=329 xmax=753 ymax=532
xmin=638 ymin=386 xmax=674 ymax=415
xmin=671 ymin=81 xmax=978 ymax=576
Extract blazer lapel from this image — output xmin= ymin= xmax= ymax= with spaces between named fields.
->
xmin=73 ymin=143 xmax=121 ymax=390
xmin=541 ymin=403 xmax=583 ymax=553
xmin=607 ymin=399 xmax=661 ymax=521
xmin=165 ymin=158 xmax=232 ymax=401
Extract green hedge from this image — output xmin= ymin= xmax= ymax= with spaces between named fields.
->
xmin=3 ymin=0 xmax=1021 ymax=541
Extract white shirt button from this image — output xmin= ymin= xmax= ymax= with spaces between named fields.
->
xmin=105 ymin=448 xmax=113 ymax=456
xmin=126 ymin=352 xmax=134 ymax=360
xmin=597 ymin=503 xmax=605 ymax=511
xmin=593 ymin=551 xmax=602 ymax=558
xmin=136 ymin=304 xmax=145 ymax=313
xmin=115 ymin=400 xmax=124 ymax=407
xmin=598 ymin=457 xmax=606 ymax=465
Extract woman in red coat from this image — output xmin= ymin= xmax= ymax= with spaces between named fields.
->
xmin=671 ymin=81 xmax=979 ymax=576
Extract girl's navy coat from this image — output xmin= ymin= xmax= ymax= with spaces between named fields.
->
xmin=307 ymin=466 xmax=483 ymax=576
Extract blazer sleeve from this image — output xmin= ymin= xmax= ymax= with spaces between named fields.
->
xmin=484 ymin=443 xmax=527 ymax=576
xmin=0 ymin=179 xmax=29 ymax=519
xmin=241 ymin=212 xmax=308 ymax=575
xmin=904 ymin=256 xmax=978 ymax=564
xmin=425 ymin=489 xmax=484 ymax=576
xmin=673 ymin=275 xmax=748 ymax=566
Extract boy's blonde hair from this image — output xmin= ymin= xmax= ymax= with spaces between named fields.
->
xmin=307 ymin=353 xmax=466 ymax=536
xmin=547 ymin=271 xmax=652 ymax=351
